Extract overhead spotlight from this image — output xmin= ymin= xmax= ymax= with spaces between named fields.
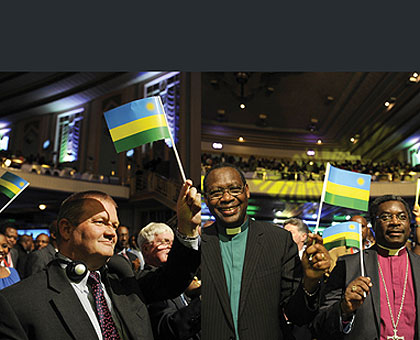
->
xmin=317 ymin=139 xmax=322 ymax=144
xmin=210 ymin=79 xmax=219 ymax=87
xmin=307 ymin=149 xmax=315 ymax=156
xmin=265 ymin=87 xmax=275 ymax=96
xmin=307 ymin=118 xmax=319 ymax=133
xmin=238 ymin=136 xmax=245 ymax=143
xmin=212 ymin=142 xmax=223 ymax=150
xmin=257 ymin=113 xmax=268 ymax=127
xmin=239 ymin=103 xmax=246 ymax=110
xmin=38 ymin=204 xmax=46 ymax=211
xmin=384 ymin=97 xmax=396 ymax=110
xmin=409 ymin=72 xmax=420 ymax=83
xmin=216 ymin=109 xmax=227 ymax=122
xmin=350 ymin=137 xmax=355 ymax=143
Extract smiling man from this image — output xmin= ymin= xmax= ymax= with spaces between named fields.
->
xmin=312 ymin=194 xmax=420 ymax=340
xmin=201 ymin=164 xmax=331 ymax=340
xmin=0 ymin=182 xmax=201 ymax=340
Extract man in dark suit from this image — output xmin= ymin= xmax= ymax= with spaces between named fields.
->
xmin=0 ymin=180 xmax=200 ymax=340
xmin=311 ymin=194 xmax=420 ymax=339
xmin=201 ymin=164 xmax=331 ymax=340
xmin=24 ymin=221 xmax=58 ymax=278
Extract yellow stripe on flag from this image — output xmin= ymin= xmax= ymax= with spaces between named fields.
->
xmin=323 ymin=232 xmax=360 ymax=244
xmin=0 ymin=178 xmax=20 ymax=195
xmin=109 ymin=114 xmax=168 ymax=142
xmin=325 ymin=181 xmax=369 ymax=201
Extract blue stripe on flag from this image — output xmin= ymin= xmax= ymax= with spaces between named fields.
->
xmin=1 ymin=172 xmax=28 ymax=189
xmin=104 ymin=97 xmax=165 ymax=130
xmin=328 ymin=165 xmax=371 ymax=191
xmin=322 ymin=221 xmax=361 ymax=238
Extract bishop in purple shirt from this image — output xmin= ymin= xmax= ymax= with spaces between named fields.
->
xmin=311 ymin=194 xmax=420 ymax=340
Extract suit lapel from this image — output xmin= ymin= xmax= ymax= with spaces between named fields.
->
xmin=47 ymin=262 xmax=98 ymax=339
xmin=238 ymin=220 xmax=264 ymax=319
xmin=202 ymin=226 xmax=235 ymax=328
xmin=364 ymin=249 xmax=381 ymax=332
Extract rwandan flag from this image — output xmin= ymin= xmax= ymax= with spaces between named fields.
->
xmin=324 ymin=165 xmax=371 ymax=211
xmin=104 ymin=97 xmax=171 ymax=153
xmin=0 ymin=171 xmax=29 ymax=199
xmin=322 ymin=221 xmax=362 ymax=251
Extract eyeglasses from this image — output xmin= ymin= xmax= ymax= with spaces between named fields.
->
xmin=150 ymin=239 xmax=173 ymax=248
xmin=206 ymin=185 xmax=245 ymax=200
xmin=376 ymin=212 xmax=408 ymax=222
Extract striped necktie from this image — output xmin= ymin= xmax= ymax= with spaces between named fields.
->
xmin=88 ymin=272 xmax=121 ymax=340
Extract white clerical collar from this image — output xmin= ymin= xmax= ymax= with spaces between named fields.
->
xmin=377 ymin=243 xmax=406 ymax=256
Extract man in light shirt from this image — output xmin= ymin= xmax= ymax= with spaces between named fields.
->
xmin=0 ymin=180 xmax=200 ymax=340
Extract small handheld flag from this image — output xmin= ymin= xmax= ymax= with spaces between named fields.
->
xmin=323 ymin=220 xmax=365 ymax=277
xmin=323 ymin=164 xmax=371 ymax=211
xmin=104 ymin=96 xmax=186 ymax=182
xmin=0 ymin=171 xmax=30 ymax=214
xmin=104 ymin=97 xmax=171 ymax=154
xmin=322 ymin=221 xmax=362 ymax=251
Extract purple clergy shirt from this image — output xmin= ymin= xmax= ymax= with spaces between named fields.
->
xmin=377 ymin=246 xmax=416 ymax=340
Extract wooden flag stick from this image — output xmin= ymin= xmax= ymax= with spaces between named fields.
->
xmin=158 ymin=96 xmax=187 ymax=183
xmin=0 ymin=182 xmax=30 ymax=215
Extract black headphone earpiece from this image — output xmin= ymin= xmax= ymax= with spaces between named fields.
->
xmin=66 ymin=261 xmax=88 ymax=283
xmin=55 ymin=255 xmax=88 ymax=283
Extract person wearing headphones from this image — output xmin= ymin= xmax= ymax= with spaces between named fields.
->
xmin=0 ymin=180 xmax=200 ymax=340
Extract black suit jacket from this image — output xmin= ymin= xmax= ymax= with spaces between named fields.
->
xmin=0 ymin=237 xmax=200 ymax=340
xmin=311 ymin=246 xmax=420 ymax=340
xmin=147 ymin=294 xmax=201 ymax=340
xmin=201 ymin=219 xmax=319 ymax=340
xmin=24 ymin=243 xmax=57 ymax=278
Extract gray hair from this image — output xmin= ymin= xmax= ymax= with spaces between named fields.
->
xmin=137 ymin=222 xmax=174 ymax=248
xmin=283 ymin=218 xmax=309 ymax=235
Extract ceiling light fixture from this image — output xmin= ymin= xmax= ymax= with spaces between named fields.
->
xmin=317 ymin=139 xmax=322 ymax=144
xmin=212 ymin=142 xmax=223 ymax=150
xmin=409 ymin=72 xmax=420 ymax=83
xmin=307 ymin=149 xmax=315 ymax=156
xmin=238 ymin=136 xmax=245 ymax=143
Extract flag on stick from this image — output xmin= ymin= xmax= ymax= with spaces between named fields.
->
xmin=323 ymin=164 xmax=371 ymax=211
xmin=0 ymin=171 xmax=30 ymax=215
xmin=322 ymin=221 xmax=362 ymax=251
xmin=104 ymin=96 xmax=186 ymax=182
xmin=104 ymin=97 xmax=171 ymax=154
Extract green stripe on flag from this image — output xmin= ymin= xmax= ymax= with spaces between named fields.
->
xmin=0 ymin=186 xmax=16 ymax=199
xmin=324 ymin=192 xmax=369 ymax=211
xmin=324 ymin=239 xmax=346 ymax=251
xmin=113 ymin=127 xmax=171 ymax=153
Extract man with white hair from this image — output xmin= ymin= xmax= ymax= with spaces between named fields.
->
xmin=283 ymin=218 xmax=310 ymax=259
xmin=139 ymin=222 xmax=201 ymax=340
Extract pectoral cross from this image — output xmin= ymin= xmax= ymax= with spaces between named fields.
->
xmin=387 ymin=329 xmax=404 ymax=340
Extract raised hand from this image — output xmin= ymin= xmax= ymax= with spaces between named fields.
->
xmin=176 ymin=180 xmax=201 ymax=237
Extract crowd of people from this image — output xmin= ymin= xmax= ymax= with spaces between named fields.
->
xmin=2 ymin=162 xmax=420 ymax=339
xmin=202 ymin=152 xmax=420 ymax=182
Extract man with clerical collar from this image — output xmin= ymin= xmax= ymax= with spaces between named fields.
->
xmin=311 ymin=194 xmax=420 ymax=340
xmin=201 ymin=164 xmax=331 ymax=340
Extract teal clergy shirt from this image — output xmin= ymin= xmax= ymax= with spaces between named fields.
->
xmin=218 ymin=217 xmax=249 ymax=339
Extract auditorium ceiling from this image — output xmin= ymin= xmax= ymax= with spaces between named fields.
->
xmin=201 ymin=72 xmax=420 ymax=161
xmin=1 ymin=72 xmax=419 ymax=161
xmin=1 ymin=72 xmax=420 ymax=228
